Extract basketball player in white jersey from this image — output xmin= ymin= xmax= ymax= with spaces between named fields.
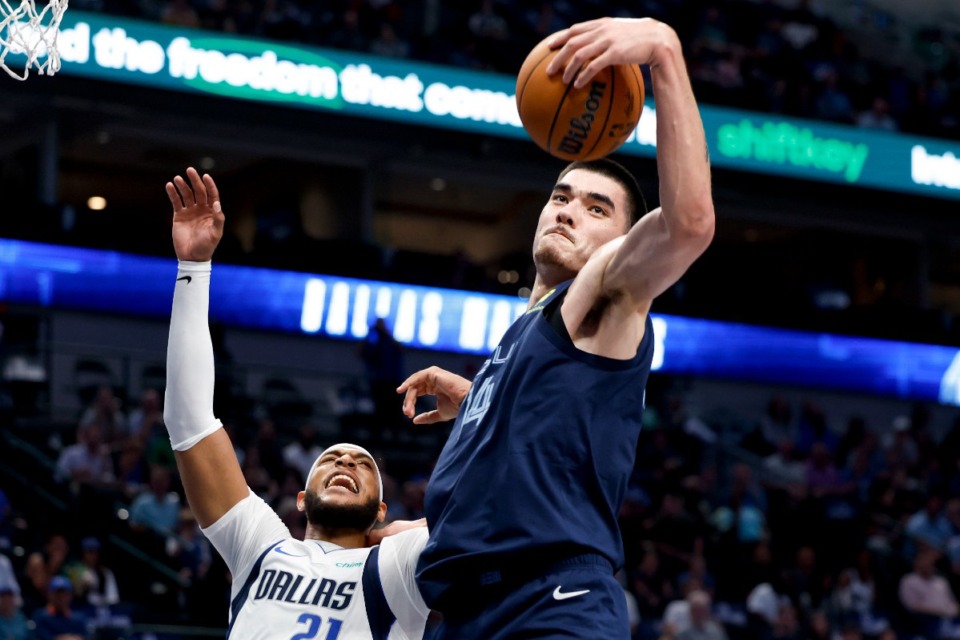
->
xmin=162 ymin=167 xmax=429 ymax=639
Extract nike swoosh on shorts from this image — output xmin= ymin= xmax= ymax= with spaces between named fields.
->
xmin=553 ymin=586 xmax=591 ymax=601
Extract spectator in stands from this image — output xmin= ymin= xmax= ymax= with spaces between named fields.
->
xmin=814 ymin=71 xmax=855 ymax=123
xmin=241 ymin=445 xmax=276 ymax=503
xmin=661 ymin=580 xmax=695 ymax=637
xmin=856 ymin=97 xmax=898 ymax=131
xmin=166 ymin=508 xmax=211 ymax=587
xmin=898 ymin=547 xmax=959 ymax=623
xmin=127 ymin=388 xmax=164 ymax=445
xmin=765 ymin=438 xmax=806 ymax=487
xmin=31 ymin=576 xmax=89 ymax=640
xmin=252 ymin=418 xmax=285 ymax=479
xmin=783 ymin=546 xmax=828 ymax=613
xmin=633 ymin=548 xmax=674 ymax=620
xmin=905 ymin=493 xmax=952 ymax=555
xmin=795 ymin=402 xmax=837 ymax=457
xmin=648 ymin=492 xmax=704 ymax=575
xmin=770 ymin=601 xmax=802 ymax=640
xmin=806 ymin=610 xmax=834 ymax=640
xmin=75 ymin=537 xmax=119 ymax=614
xmin=0 ymin=583 xmax=28 ymax=640
xmin=359 ymin=317 xmax=405 ymax=440
xmin=55 ymin=422 xmax=115 ymax=487
xmin=79 ymin=386 xmax=127 ymax=446
xmin=370 ymin=23 xmax=410 ymax=58
xmin=883 ymin=416 xmax=919 ymax=470
xmin=678 ymin=590 xmax=728 ymax=640
xmin=115 ymin=439 xmax=147 ymax=499
xmin=677 ymin=556 xmax=716 ymax=599
xmin=281 ymin=423 xmax=323 ymax=482
xmin=24 ymin=534 xmax=71 ymax=613
xmin=829 ymin=549 xmax=876 ymax=617
xmin=758 ymin=395 xmax=795 ymax=455
xmin=128 ymin=466 xmax=181 ymax=537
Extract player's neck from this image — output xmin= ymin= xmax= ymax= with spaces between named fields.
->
xmin=529 ymin=274 xmax=563 ymax=309
xmin=304 ymin=524 xmax=367 ymax=549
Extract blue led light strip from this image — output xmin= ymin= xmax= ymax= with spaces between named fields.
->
xmin=2 ymin=238 xmax=959 ymax=405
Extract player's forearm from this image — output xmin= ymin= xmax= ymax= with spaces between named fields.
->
xmin=163 ymin=261 xmax=222 ymax=449
xmin=164 ymin=261 xmax=248 ymax=527
xmin=649 ymin=32 xmax=714 ymax=239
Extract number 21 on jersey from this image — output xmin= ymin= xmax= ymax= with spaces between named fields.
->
xmin=290 ymin=613 xmax=342 ymax=640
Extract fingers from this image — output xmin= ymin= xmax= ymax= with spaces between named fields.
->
xmin=173 ymin=174 xmax=194 ymax=207
xmin=561 ymin=38 xmax=609 ymax=85
xmin=574 ymin=50 xmax=613 ymax=88
xmin=203 ymin=173 xmax=220 ymax=210
xmin=186 ymin=167 xmax=207 ymax=205
xmin=165 ymin=182 xmax=184 ymax=212
xmin=402 ymin=386 xmax=419 ymax=418
xmin=413 ymin=410 xmax=442 ymax=425
xmin=545 ymin=22 xmax=601 ymax=76
xmin=546 ymin=27 xmax=571 ymax=51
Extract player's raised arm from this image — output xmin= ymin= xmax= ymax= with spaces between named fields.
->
xmin=548 ymin=18 xmax=714 ymax=309
xmin=163 ymin=167 xmax=248 ymax=528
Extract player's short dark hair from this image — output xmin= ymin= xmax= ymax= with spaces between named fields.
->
xmin=557 ymin=158 xmax=648 ymax=230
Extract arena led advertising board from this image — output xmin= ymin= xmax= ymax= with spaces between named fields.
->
xmin=4 ymin=12 xmax=959 ymax=201
xmin=3 ymin=238 xmax=960 ymax=407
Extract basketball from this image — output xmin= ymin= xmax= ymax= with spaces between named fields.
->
xmin=516 ymin=35 xmax=645 ymax=162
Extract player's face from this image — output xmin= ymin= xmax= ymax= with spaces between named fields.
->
xmin=304 ymin=448 xmax=381 ymax=508
xmin=533 ymin=169 xmax=629 ymax=279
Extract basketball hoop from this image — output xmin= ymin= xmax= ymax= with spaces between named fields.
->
xmin=0 ymin=0 xmax=69 ymax=80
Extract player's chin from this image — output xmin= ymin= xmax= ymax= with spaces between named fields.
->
xmin=534 ymin=245 xmax=579 ymax=276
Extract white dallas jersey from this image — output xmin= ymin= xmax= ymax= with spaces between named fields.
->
xmin=203 ymin=491 xmax=429 ymax=640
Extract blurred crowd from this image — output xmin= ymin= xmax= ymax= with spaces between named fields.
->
xmin=66 ymin=0 xmax=960 ymax=141
xmin=4 ymin=359 xmax=960 ymax=638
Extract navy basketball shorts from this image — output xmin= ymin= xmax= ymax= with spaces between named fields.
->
xmin=433 ymin=555 xmax=630 ymax=640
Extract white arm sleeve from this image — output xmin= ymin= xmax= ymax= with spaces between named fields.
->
xmin=163 ymin=260 xmax=223 ymax=451
xmin=378 ymin=528 xmax=430 ymax=638
xmin=202 ymin=490 xmax=291 ymax=581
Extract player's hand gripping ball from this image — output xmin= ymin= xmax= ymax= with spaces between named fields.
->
xmin=516 ymin=35 xmax=645 ymax=161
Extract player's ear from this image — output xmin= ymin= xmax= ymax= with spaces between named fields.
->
xmin=376 ymin=502 xmax=387 ymax=523
xmin=296 ymin=490 xmax=306 ymax=512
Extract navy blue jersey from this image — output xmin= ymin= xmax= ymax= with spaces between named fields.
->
xmin=417 ymin=280 xmax=654 ymax=605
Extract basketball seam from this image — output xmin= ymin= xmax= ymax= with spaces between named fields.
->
xmin=517 ymin=48 xmax=556 ymax=109
xmin=546 ymin=68 xmax=582 ymax=157
xmin=583 ymin=68 xmax=615 ymax=160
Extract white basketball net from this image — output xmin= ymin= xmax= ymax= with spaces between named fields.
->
xmin=0 ymin=0 xmax=69 ymax=80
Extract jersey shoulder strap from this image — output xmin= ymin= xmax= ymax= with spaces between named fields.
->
xmin=361 ymin=546 xmax=396 ymax=640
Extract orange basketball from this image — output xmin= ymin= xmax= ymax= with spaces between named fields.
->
xmin=516 ymin=35 xmax=645 ymax=161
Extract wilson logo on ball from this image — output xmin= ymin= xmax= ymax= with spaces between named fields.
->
xmin=558 ymin=81 xmax=607 ymax=156
xmin=516 ymin=34 xmax=644 ymax=162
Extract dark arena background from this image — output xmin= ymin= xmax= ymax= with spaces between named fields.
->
xmin=2 ymin=0 xmax=960 ymax=638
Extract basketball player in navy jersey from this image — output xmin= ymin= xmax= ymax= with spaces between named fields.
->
xmin=398 ymin=17 xmax=715 ymax=639
xmin=163 ymin=168 xmax=429 ymax=639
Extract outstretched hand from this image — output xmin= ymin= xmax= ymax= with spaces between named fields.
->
xmin=397 ymin=366 xmax=472 ymax=425
xmin=166 ymin=167 xmax=225 ymax=262
xmin=545 ymin=17 xmax=678 ymax=88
